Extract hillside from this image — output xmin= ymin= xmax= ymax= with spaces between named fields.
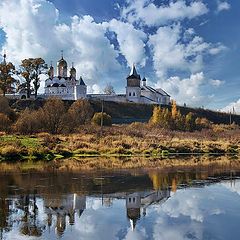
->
xmin=8 ymin=98 xmax=240 ymax=125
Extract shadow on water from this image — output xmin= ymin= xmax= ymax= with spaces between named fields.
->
xmin=1 ymin=156 xmax=240 ymax=239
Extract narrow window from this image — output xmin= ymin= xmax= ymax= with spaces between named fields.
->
xmin=129 ymin=198 xmax=131 ymax=203
xmin=129 ymin=92 xmax=131 ymax=96
xmin=133 ymin=92 xmax=136 ymax=96
xmin=133 ymin=197 xmax=135 ymax=203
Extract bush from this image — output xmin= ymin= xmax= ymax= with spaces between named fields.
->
xmin=0 ymin=145 xmax=21 ymax=161
xmin=0 ymin=97 xmax=16 ymax=121
xmin=42 ymin=98 xmax=67 ymax=134
xmin=14 ymin=109 xmax=42 ymax=134
xmin=92 ymin=112 xmax=112 ymax=126
xmin=0 ymin=113 xmax=12 ymax=132
xmin=65 ymin=99 xmax=94 ymax=132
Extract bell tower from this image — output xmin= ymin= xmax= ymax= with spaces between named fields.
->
xmin=126 ymin=64 xmax=141 ymax=103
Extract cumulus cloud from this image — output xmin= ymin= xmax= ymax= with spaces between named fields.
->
xmin=222 ymin=99 xmax=240 ymax=114
xmin=0 ymin=0 xmax=123 ymax=90
xmin=210 ymin=79 xmax=225 ymax=87
xmin=121 ymin=0 xmax=208 ymax=27
xmin=216 ymin=1 xmax=231 ymax=13
xmin=156 ymin=72 xmax=213 ymax=106
xmin=0 ymin=0 xmax=227 ymax=104
xmin=148 ymin=24 xmax=225 ymax=78
xmin=105 ymin=19 xmax=147 ymax=67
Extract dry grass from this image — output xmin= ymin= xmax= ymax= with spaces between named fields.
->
xmin=0 ymin=123 xmax=239 ymax=164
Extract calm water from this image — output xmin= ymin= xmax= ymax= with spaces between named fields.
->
xmin=1 ymin=162 xmax=240 ymax=240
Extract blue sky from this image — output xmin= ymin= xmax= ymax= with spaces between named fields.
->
xmin=0 ymin=0 xmax=239 ymax=111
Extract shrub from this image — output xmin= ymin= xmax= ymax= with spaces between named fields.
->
xmin=0 ymin=113 xmax=12 ymax=132
xmin=14 ymin=109 xmax=42 ymax=134
xmin=0 ymin=145 xmax=21 ymax=161
xmin=0 ymin=96 xmax=16 ymax=121
xmin=66 ymin=99 xmax=94 ymax=132
xmin=92 ymin=112 xmax=112 ymax=126
xmin=41 ymin=97 xmax=67 ymax=134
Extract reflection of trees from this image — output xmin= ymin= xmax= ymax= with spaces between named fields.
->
xmin=17 ymin=193 xmax=44 ymax=237
xmin=0 ymin=198 xmax=11 ymax=240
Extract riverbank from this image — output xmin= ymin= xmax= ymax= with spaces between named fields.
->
xmin=0 ymin=124 xmax=239 ymax=163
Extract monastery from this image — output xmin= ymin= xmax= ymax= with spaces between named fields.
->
xmin=43 ymin=53 xmax=171 ymax=105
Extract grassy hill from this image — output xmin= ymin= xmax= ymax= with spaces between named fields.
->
xmin=9 ymin=98 xmax=240 ymax=125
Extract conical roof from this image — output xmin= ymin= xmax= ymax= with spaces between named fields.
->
xmin=127 ymin=64 xmax=141 ymax=80
xmin=79 ymin=76 xmax=86 ymax=86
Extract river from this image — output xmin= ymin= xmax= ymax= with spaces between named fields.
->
xmin=0 ymin=159 xmax=240 ymax=240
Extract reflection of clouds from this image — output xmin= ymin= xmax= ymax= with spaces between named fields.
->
xmin=162 ymin=191 xmax=204 ymax=222
xmin=153 ymin=216 xmax=203 ymax=240
xmin=3 ymin=182 xmax=240 ymax=240
xmin=221 ymin=180 xmax=240 ymax=196
xmin=62 ymin=199 xmax=129 ymax=240
xmin=123 ymin=226 xmax=147 ymax=240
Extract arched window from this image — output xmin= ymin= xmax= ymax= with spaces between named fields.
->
xmin=129 ymin=92 xmax=131 ymax=96
xmin=133 ymin=92 xmax=136 ymax=96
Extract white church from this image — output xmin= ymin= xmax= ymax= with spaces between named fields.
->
xmin=44 ymin=54 xmax=171 ymax=105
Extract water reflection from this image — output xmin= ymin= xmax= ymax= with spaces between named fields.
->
xmin=0 ymin=161 xmax=240 ymax=239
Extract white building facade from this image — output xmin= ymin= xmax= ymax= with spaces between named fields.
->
xmin=44 ymin=54 xmax=87 ymax=100
xmin=43 ymin=54 xmax=170 ymax=105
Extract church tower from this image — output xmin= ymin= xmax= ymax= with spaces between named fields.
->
xmin=126 ymin=64 xmax=141 ymax=103
xmin=57 ymin=51 xmax=68 ymax=78
xmin=70 ymin=62 xmax=76 ymax=80
xmin=48 ymin=62 xmax=54 ymax=79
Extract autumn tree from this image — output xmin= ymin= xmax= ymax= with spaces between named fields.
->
xmin=0 ymin=54 xmax=17 ymax=96
xmin=0 ymin=113 xmax=11 ymax=132
xmin=150 ymin=106 xmax=161 ymax=126
xmin=19 ymin=58 xmax=46 ymax=98
xmin=14 ymin=109 xmax=42 ymax=134
xmin=0 ymin=96 xmax=16 ymax=121
xmin=66 ymin=99 xmax=94 ymax=132
xmin=171 ymin=100 xmax=178 ymax=120
xmin=41 ymin=97 xmax=66 ymax=134
xmin=185 ymin=112 xmax=196 ymax=131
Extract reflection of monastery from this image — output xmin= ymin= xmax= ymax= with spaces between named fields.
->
xmin=43 ymin=53 xmax=171 ymax=105
xmin=44 ymin=194 xmax=86 ymax=237
xmin=126 ymin=189 xmax=170 ymax=230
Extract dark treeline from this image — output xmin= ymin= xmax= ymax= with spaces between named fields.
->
xmin=0 ymin=97 xmax=232 ymax=135
xmin=0 ymin=97 xmax=112 ymax=134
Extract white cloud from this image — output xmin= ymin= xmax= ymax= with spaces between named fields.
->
xmin=0 ymin=0 xmax=126 ymax=90
xmin=105 ymin=19 xmax=147 ymax=67
xmin=222 ymin=99 xmax=240 ymax=114
xmin=216 ymin=1 xmax=231 ymax=13
xmin=148 ymin=24 xmax=225 ymax=79
xmin=210 ymin=79 xmax=225 ymax=87
xmin=121 ymin=0 xmax=208 ymax=27
xmin=156 ymin=72 xmax=213 ymax=107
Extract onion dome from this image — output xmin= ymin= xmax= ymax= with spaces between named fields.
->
xmin=70 ymin=62 xmax=76 ymax=79
xmin=57 ymin=56 xmax=67 ymax=68
xmin=57 ymin=51 xmax=68 ymax=77
xmin=48 ymin=62 xmax=54 ymax=79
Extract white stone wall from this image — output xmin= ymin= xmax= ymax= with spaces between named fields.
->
xmin=126 ymin=86 xmax=141 ymax=103
xmin=74 ymin=85 xmax=87 ymax=100
xmin=88 ymin=94 xmax=127 ymax=103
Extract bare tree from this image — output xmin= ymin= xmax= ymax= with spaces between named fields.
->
xmin=103 ymin=83 xmax=115 ymax=95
